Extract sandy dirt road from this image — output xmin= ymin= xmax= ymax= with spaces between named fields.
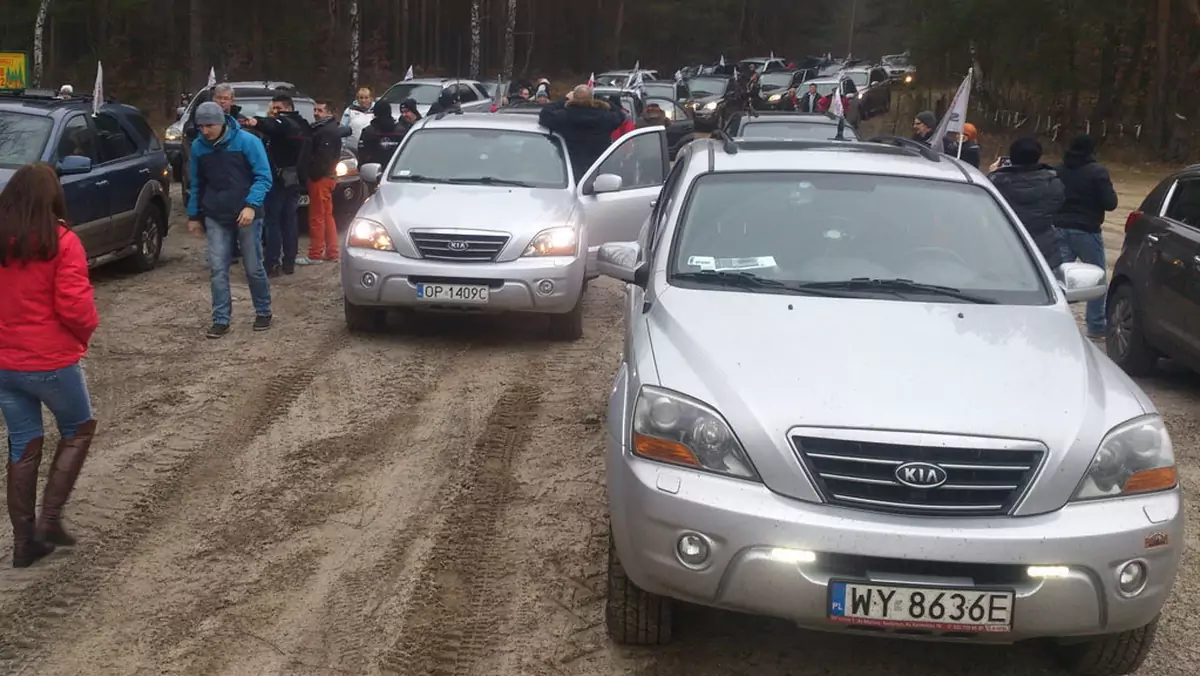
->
xmin=0 ymin=173 xmax=1197 ymax=676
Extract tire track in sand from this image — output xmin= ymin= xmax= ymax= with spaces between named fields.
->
xmin=377 ymin=371 xmax=544 ymax=675
xmin=0 ymin=327 xmax=353 ymax=673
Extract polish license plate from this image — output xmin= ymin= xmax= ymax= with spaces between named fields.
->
xmin=828 ymin=580 xmax=1014 ymax=633
xmin=415 ymin=283 xmax=489 ymax=304
xmin=297 ymin=195 xmax=309 ymax=206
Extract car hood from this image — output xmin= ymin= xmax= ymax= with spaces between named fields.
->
xmin=644 ymin=289 xmax=1149 ymax=508
xmin=364 ymin=182 xmax=577 ymax=261
xmin=691 ymin=93 xmax=725 ymax=105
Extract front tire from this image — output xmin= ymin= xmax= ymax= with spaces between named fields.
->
xmin=344 ymin=297 xmax=386 ymax=333
xmin=547 ymin=286 xmax=585 ymax=341
xmin=1106 ymin=283 xmax=1158 ymax=376
xmin=605 ymin=531 xmax=672 ymax=646
xmin=1051 ymin=617 xmax=1160 ymax=676
xmin=124 ymin=203 xmax=165 ymax=273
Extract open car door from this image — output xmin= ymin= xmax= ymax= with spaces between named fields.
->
xmin=574 ymin=126 xmax=669 ymax=276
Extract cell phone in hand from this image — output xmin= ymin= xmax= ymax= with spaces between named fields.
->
xmin=999 ymin=156 xmax=1012 ymax=167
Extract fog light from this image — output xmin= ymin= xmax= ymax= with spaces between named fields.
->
xmin=361 ymin=272 xmax=377 ymax=288
xmin=676 ymin=533 xmax=710 ymax=567
xmin=536 ymin=279 xmax=555 ymax=295
xmin=1117 ymin=560 xmax=1148 ymax=596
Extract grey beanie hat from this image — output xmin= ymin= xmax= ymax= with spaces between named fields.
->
xmin=915 ymin=110 xmax=937 ymax=129
xmin=195 ymin=101 xmax=226 ymax=126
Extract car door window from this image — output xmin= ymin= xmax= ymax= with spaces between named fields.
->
xmin=94 ymin=112 xmax=140 ymax=162
xmin=455 ymin=84 xmax=478 ymax=103
xmin=126 ymin=113 xmax=161 ymax=151
xmin=646 ymin=157 xmax=687 ymax=258
xmin=596 ymin=132 xmax=665 ymax=191
xmin=57 ymin=115 xmax=101 ymax=163
xmin=1165 ymin=179 xmax=1200 ymax=226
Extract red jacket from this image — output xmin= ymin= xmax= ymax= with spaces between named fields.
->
xmin=0 ymin=226 xmax=99 ymax=371
xmin=612 ymin=118 xmax=636 ymax=142
xmin=818 ymin=94 xmax=852 ymax=115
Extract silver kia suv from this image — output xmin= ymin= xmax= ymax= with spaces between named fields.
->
xmin=595 ymin=135 xmax=1182 ymax=676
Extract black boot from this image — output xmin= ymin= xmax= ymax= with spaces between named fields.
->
xmin=36 ymin=420 xmax=97 ymax=547
xmin=7 ymin=438 xmax=55 ymax=568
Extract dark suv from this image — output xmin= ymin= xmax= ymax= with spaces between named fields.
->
xmin=0 ymin=89 xmax=170 ymax=272
xmin=1107 ymin=165 xmax=1200 ymax=375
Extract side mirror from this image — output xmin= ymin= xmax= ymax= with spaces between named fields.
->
xmin=56 ymin=155 xmax=93 ymax=176
xmin=360 ymin=163 xmax=383 ymax=184
xmin=592 ymin=173 xmax=623 ymax=195
xmin=597 ymin=241 xmax=647 ymax=286
xmin=1055 ymin=262 xmax=1107 ymax=303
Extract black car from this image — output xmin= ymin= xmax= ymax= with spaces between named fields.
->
xmin=683 ymin=75 xmax=737 ymax=127
xmin=1107 ymin=166 xmax=1200 ymax=376
xmin=724 ymin=111 xmax=859 ymax=141
xmin=0 ymin=89 xmax=170 ymax=272
xmin=753 ymin=70 xmax=817 ymax=110
xmin=179 ymin=83 xmax=366 ymax=228
xmin=641 ymin=80 xmax=690 ymax=104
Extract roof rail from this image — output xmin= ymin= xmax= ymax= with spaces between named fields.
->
xmin=865 ymin=135 xmax=941 ymax=162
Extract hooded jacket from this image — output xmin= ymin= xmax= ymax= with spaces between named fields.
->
xmin=1054 ymin=151 xmax=1118 ymax=233
xmin=307 ymin=116 xmax=342 ymax=180
xmin=358 ymin=100 xmax=409 ymax=168
xmin=187 ymin=115 xmax=273 ymax=227
xmin=989 ymin=164 xmax=1065 ymax=268
xmin=538 ymin=97 xmax=624 ymax=180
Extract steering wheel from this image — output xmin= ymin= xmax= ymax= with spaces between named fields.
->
xmin=904 ymin=246 xmax=970 ymax=269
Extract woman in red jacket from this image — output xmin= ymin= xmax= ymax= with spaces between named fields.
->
xmin=0 ymin=163 xmax=100 ymax=568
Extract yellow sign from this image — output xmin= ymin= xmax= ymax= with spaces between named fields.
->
xmin=0 ymin=52 xmax=29 ymax=89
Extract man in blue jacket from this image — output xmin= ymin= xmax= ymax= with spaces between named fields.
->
xmin=186 ymin=101 xmax=274 ymax=339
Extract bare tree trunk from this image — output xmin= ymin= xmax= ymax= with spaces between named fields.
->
xmin=502 ymin=0 xmax=516 ymax=79
xmin=349 ymin=0 xmax=361 ymax=91
xmin=189 ymin=0 xmax=202 ymax=87
xmin=469 ymin=0 xmax=481 ymax=78
xmin=612 ymin=0 xmax=625 ymax=66
xmin=400 ymin=0 xmax=409 ymax=70
xmin=1152 ymin=0 xmax=1171 ymax=149
xmin=32 ymin=0 xmax=52 ymax=87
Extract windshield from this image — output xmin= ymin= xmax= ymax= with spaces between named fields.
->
xmin=669 ymin=172 xmax=1051 ymax=304
xmin=845 ymin=72 xmax=870 ymax=88
xmin=595 ymin=73 xmax=629 ymax=87
xmin=381 ymin=83 xmax=443 ymax=105
xmin=0 ymin=112 xmax=53 ymax=168
xmin=686 ymin=77 xmax=728 ymax=98
xmin=759 ymin=72 xmax=795 ymax=90
xmin=885 ymin=56 xmax=911 ymax=67
xmin=740 ymin=121 xmax=857 ymax=141
xmin=388 ymin=128 xmax=568 ymax=189
xmin=236 ymin=98 xmax=316 ymax=123
xmin=642 ymin=83 xmax=676 ymax=98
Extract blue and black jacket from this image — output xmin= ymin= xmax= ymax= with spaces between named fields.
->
xmin=187 ymin=116 xmax=273 ymax=227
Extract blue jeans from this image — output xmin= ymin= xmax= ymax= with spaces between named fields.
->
xmin=264 ymin=183 xmax=300 ymax=268
xmin=0 ymin=364 xmax=93 ymax=461
xmin=205 ymin=217 xmax=272 ymax=325
xmin=1057 ymin=228 xmax=1107 ymax=333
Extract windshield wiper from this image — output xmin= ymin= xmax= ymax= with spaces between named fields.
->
xmin=796 ymin=278 xmax=999 ymax=304
xmin=391 ymin=173 xmax=449 ymax=183
xmin=446 ymin=176 xmax=535 ymax=187
xmin=672 ymin=271 xmax=849 ymax=297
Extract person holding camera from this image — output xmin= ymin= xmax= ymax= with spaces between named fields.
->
xmin=988 ymin=137 xmax=1065 ymax=269
xmin=241 ymin=94 xmax=312 ymax=277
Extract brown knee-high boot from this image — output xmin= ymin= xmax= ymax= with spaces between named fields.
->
xmin=7 ymin=438 xmax=56 ymax=568
xmin=35 ymin=419 xmax=96 ymax=547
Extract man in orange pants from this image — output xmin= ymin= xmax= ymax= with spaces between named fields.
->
xmin=298 ymin=100 xmax=341 ymax=264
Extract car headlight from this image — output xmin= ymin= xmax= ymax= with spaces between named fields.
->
xmin=347 ymin=218 xmax=395 ymax=251
xmin=522 ymin=227 xmax=577 ymax=257
xmin=632 ymin=386 xmax=759 ymax=481
xmin=857 ymin=91 xmax=865 ymax=99
xmin=904 ymin=74 xmax=914 ymax=84
xmin=164 ymin=127 xmax=181 ymax=141
xmin=1072 ymin=415 xmax=1177 ymax=501
xmin=702 ymin=101 xmax=718 ymax=111
xmin=336 ymin=157 xmax=359 ymax=177
xmin=768 ymin=93 xmax=782 ymax=103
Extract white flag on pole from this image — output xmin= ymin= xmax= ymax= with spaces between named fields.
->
xmin=207 ymin=67 xmax=216 ymax=88
xmin=719 ymin=55 xmax=726 ymax=67
xmin=587 ymin=72 xmax=595 ymax=88
xmin=770 ymin=50 xmax=776 ymax=60
xmin=492 ymin=75 xmax=504 ymax=107
xmin=928 ymin=68 xmax=973 ymax=154
xmin=674 ymin=69 xmax=683 ymax=82
xmin=403 ymin=65 xmax=414 ymax=81
xmin=630 ymin=69 xmax=645 ymax=93
xmin=91 ymin=62 xmax=103 ymax=116
xmin=830 ymin=79 xmax=845 ymax=118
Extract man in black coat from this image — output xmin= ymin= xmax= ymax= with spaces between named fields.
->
xmin=358 ymin=99 xmax=408 ymax=169
xmin=538 ymin=85 xmax=625 ymax=180
xmin=427 ymin=89 xmax=457 ymax=116
xmin=1055 ymin=134 xmax=1118 ymax=336
xmin=242 ymin=93 xmax=311 ymax=276
xmin=988 ymin=137 xmax=1065 ymax=270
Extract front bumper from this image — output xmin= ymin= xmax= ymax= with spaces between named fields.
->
xmin=341 ymin=247 xmax=586 ymax=315
xmin=607 ymin=439 xmax=1184 ymax=643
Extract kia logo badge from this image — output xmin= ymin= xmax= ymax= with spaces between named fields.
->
xmin=447 ymin=240 xmax=469 ymax=251
xmin=894 ymin=462 xmax=948 ymax=489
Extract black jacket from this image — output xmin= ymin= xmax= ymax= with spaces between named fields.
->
xmin=427 ymin=90 xmax=456 ymax=117
xmin=956 ymin=140 xmax=981 ymax=168
xmin=358 ymin=116 xmax=408 ymax=167
xmin=253 ymin=111 xmax=311 ymax=180
xmin=796 ymin=91 xmax=821 ymax=113
xmin=1054 ymin=152 xmax=1118 ymax=233
xmin=538 ymin=98 xmax=624 ymax=179
xmin=307 ymin=117 xmax=342 ymax=180
xmin=989 ymin=164 xmax=1066 ymax=268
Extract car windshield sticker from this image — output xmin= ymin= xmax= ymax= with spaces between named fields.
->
xmin=397 ymin=169 xmax=412 ymax=176
xmin=686 ymin=255 xmax=777 ymax=271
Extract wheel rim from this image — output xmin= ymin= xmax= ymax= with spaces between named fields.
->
xmin=1111 ymin=295 xmax=1135 ymax=358
xmin=142 ymin=214 xmax=162 ymax=258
